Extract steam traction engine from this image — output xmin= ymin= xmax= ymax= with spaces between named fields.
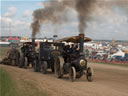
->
xmin=54 ymin=34 xmax=94 ymax=82
xmin=0 ymin=44 xmax=20 ymax=66
xmin=33 ymin=41 xmax=64 ymax=74
xmin=19 ymin=42 xmax=36 ymax=68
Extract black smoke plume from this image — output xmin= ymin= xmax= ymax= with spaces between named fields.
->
xmin=76 ymin=0 xmax=95 ymax=34
xmin=31 ymin=0 xmax=95 ymax=37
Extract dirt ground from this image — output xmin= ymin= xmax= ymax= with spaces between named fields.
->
xmin=0 ymin=63 xmax=128 ymax=96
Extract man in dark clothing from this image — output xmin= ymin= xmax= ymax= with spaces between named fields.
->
xmin=63 ymin=45 xmax=70 ymax=62
xmin=69 ymin=44 xmax=75 ymax=54
xmin=21 ymin=43 xmax=29 ymax=55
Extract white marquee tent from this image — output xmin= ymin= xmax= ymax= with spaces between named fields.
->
xmin=111 ymin=50 xmax=125 ymax=57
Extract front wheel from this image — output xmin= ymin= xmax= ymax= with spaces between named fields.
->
xmin=15 ymin=56 xmax=19 ymax=66
xmin=24 ymin=57 xmax=28 ymax=69
xmin=69 ymin=67 xmax=76 ymax=82
xmin=18 ymin=54 xmax=24 ymax=68
xmin=33 ymin=60 xmax=39 ymax=72
xmin=86 ymin=67 xmax=94 ymax=82
xmin=41 ymin=61 xmax=48 ymax=74
xmin=11 ymin=59 xmax=16 ymax=66
xmin=15 ymin=51 xmax=20 ymax=66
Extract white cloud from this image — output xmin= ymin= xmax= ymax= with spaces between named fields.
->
xmin=0 ymin=16 xmax=31 ymax=36
xmin=0 ymin=16 xmax=12 ymax=24
xmin=92 ymin=4 xmax=128 ymax=27
xmin=23 ymin=10 xmax=32 ymax=17
xmin=14 ymin=20 xmax=25 ymax=25
xmin=4 ymin=6 xmax=17 ymax=17
xmin=37 ymin=2 xmax=44 ymax=6
xmin=0 ymin=16 xmax=29 ymax=26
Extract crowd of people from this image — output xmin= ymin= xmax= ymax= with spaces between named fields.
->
xmin=63 ymin=44 xmax=79 ymax=55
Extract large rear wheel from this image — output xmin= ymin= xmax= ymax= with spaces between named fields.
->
xmin=86 ymin=67 xmax=94 ymax=82
xmin=69 ymin=67 xmax=76 ymax=82
xmin=54 ymin=56 xmax=64 ymax=78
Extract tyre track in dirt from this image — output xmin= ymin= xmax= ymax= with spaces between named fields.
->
xmin=0 ymin=63 xmax=128 ymax=96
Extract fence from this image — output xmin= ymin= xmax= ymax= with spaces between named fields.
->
xmin=88 ymin=59 xmax=128 ymax=65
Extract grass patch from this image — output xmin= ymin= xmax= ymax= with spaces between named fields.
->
xmin=0 ymin=68 xmax=22 ymax=96
xmin=0 ymin=67 xmax=48 ymax=96
xmin=0 ymin=47 xmax=10 ymax=59
xmin=0 ymin=46 xmax=21 ymax=61
xmin=89 ymin=61 xmax=128 ymax=67
xmin=20 ymin=79 xmax=48 ymax=96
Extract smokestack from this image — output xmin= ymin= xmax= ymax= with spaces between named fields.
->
xmin=32 ymin=38 xmax=35 ymax=51
xmin=79 ymin=34 xmax=84 ymax=55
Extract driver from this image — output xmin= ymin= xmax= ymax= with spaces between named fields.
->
xmin=69 ymin=44 xmax=75 ymax=54
xmin=21 ymin=43 xmax=29 ymax=53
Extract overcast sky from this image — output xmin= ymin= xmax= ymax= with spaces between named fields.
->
xmin=0 ymin=0 xmax=128 ymax=40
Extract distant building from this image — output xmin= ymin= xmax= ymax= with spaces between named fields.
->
xmin=0 ymin=42 xmax=10 ymax=47
xmin=8 ymin=36 xmax=20 ymax=43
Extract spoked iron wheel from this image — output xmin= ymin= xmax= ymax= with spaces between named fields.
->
xmin=86 ymin=67 xmax=94 ymax=82
xmin=33 ymin=60 xmax=39 ymax=72
xmin=69 ymin=67 xmax=76 ymax=82
xmin=54 ymin=56 xmax=64 ymax=78
xmin=15 ymin=51 xmax=20 ymax=66
xmin=19 ymin=54 xmax=25 ymax=68
xmin=51 ymin=63 xmax=54 ymax=72
xmin=11 ymin=59 xmax=16 ymax=66
xmin=24 ymin=57 xmax=28 ymax=69
xmin=42 ymin=61 xmax=48 ymax=74
xmin=15 ymin=57 xmax=19 ymax=66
